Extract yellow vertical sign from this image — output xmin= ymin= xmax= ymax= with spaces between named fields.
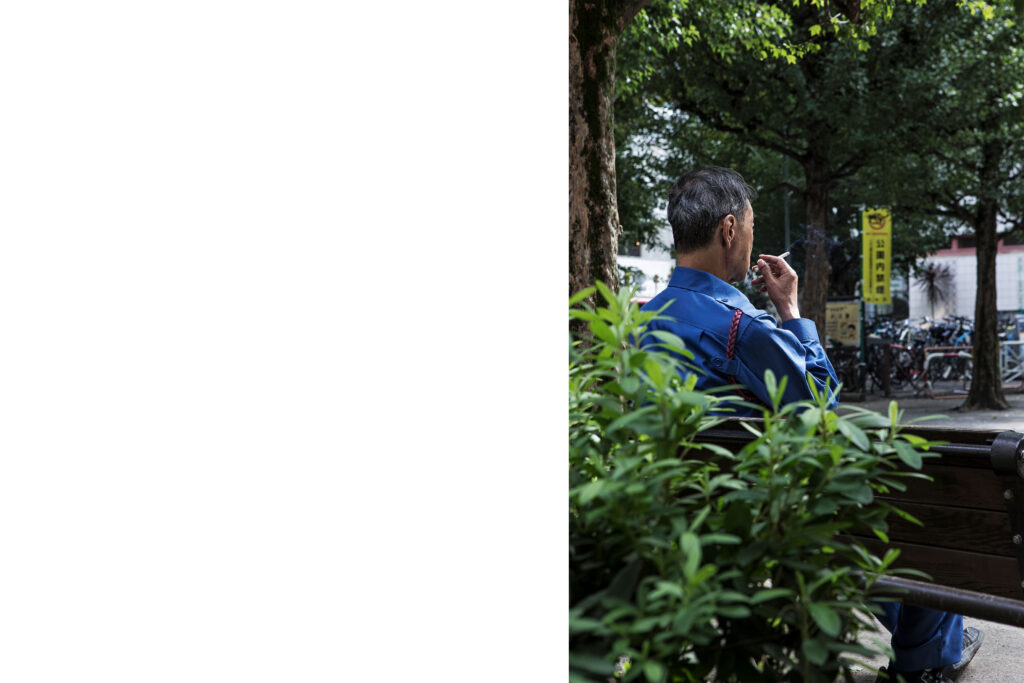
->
xmin=862 ymin=208 xmax=892 ymax=305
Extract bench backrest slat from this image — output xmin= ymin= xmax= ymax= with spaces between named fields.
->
xmin=881 ymin=463 xmax=1005 ymax=510
xmin=691 ymin=419 xmax=1024 ymax=602
xmin=876 ymin=500 xmax=1014 ymax=557
xmin=859 ymin=537 xmax=1022 ymax=598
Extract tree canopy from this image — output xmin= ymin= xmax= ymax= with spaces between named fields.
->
xmin=570 ymin=0 xmax=1023 ymax=407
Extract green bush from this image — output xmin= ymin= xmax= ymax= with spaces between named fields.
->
xmin=569 ymin=283 xmax=936 ymax=683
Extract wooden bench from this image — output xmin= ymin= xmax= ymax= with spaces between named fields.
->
xmin=695 ymin=419 xmax=1024 ymax=627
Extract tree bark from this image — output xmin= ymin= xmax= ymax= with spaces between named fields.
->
xmin=962 ymin=143 xmax=1009 ymax=409
xmin=800 ymin=153 xmax=832 ymax=341
xmin=569 ymin=0 xmax=650 ymax=303
xmin=962 ymin=202 xmax=1008 ymax=409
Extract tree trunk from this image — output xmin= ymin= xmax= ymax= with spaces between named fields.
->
xmin=800 ymin=155 xmax=832 ymax=341
xmin=961 ymin=138 xmax=1009 ymax=410
xmin=568 ymin=0 xmax=650 ymax=303
xmin=962 ymin=201 xmax=1009 ymax=410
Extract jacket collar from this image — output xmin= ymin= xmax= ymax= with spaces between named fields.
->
xmin=666 ymin=266 xmax=760 ymax=316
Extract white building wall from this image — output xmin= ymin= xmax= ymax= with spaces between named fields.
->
xmin=999 ymin=253 xmax=1024 ymax=312
xmin=617 ymin=223 xmax=675 ymax=299
xmin=908 ymin=252 xmax=1024 ymax=320
xmin=955 ymin=256 xmax=975 ymax=316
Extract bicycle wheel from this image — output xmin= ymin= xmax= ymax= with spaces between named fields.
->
xmin=902 ymin=349 xmax=927 ymax=393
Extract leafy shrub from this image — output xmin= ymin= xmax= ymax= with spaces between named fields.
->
xmin=569 ymin=283 xmax=936 ymax=683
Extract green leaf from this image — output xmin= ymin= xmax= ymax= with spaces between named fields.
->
xmin=750 ymin=588 xmax=794 ymax=604
xmin=570 ymin=653 xmax=614 ymax=676
xmin=606 ymin=407 xmax=657 ymax=436
xmin=649 ymin=329 xmax=691 ymax=356
xmin=893 ymin=441 xmax=923 ymax=469
xmin=764 ymin=368 xmax=778 ymax=400
xmin=652 ymin=580 xmax=684 ymax=599
xmin=690 ymin=564 xmax=717 ymax=585
xmin=569 ymin=309 xmax=601 ymax=323
xmin=847 ymin=411 xmax=890 ymax=429
xmin=569 ymin=286 xmax=597 ymax=307
xmin=578 ymin=480 xmax=605 ymax=504
xmin=632 ymin=615 xmax=668 ymax=632
xmin=681 ymin=532 xmax=702 ymax=578
xmin=643 ymin=358 xmax=665 ymax=387
xmin=620 ymin=376 xmax=640 ymax=395
xmin=880 ymin=547 xmax=901 ymax=569
xmin=593 ymin=280 xmax=616 ymax=308
xmin=568 ymin=616 xmax=604 ymax=633
xmin=643 ymin=660 xmax=666 ymax=683
xmin=802 ymin=638 xmax=829 ymax=666
xmin=842 ymin=485 xmax=874 ymax=505
xmin=890 ymin=505 xmax=923 ymax=527
xmin=606 ymin=556 xmax=642 ymax=601
xmin=639 ymin=536 xmax=671 ymax=549
xmin=716 ymin=605 xmax=751 ymax=618
xmin=901 ymin=433 xmax=932 ymax=447
xmin=836 ymin=419 xmax=869 ymax=450
xmin=811 ymin=497 xmax=838 ymax=516
xmin=888 ymin=401 xmax=901 ymax=426
xmin=700 ymin=533 xmax=742 ymax=545
xmin=690 ymin=506 xmax=711 ymax=532
xmin=590 ymin=319 xmax=618 ymax=346
xmin=808 ymin=603 xmax=841 ymax=637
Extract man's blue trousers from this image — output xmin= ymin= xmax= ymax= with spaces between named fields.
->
xmin=877 ymin=602 xmax=962 ymax=671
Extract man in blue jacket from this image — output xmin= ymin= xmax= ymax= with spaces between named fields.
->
xmin=640 ymin=166 xmax=837 ymax=414
xmin=640 ymin=166 xmax=982 ymax=682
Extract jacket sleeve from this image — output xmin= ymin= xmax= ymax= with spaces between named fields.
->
xmin=734 ymin=316 xmax=840 ymax=409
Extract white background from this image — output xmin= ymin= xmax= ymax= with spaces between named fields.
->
xmin=0 ymin=2 xmax=563 ymax=680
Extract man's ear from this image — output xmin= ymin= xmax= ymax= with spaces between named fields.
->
xmin=720 ymin=214 xmax=736 ymax=248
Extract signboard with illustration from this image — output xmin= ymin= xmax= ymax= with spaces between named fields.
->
xmin=826 ymin=300 xmax=861 ymax=346
xmin=862 ymin=208 xmax=892 ymax=305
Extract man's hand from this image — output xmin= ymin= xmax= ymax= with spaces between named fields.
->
xmin=751 ymin=253 xmax=800 ymax=321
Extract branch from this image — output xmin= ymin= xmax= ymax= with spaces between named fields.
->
xmin=665 ymin=44 xmax=807 ymax=161
xmin=908 ymin=185 xmax=975 ymax=225
xmin=940 ymin=189 xmax=968 ymax=207
xmin=832 ymin=157 xmax=864 ymax=181
xmin=923 ymin=202 xmax=975 ymax=225
xmin=762 ymin=181 xmax=805 ymax=196
xmin=617 ymin=0 xmax=651 ymax=32
xmin=830 ymin=0 xmax=862 ymax=23
xmin=679 ymin=101 xmax=806 ymax=161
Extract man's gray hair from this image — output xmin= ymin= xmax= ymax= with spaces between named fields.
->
xmin=667 ymin=167 xmax=757 ymax=253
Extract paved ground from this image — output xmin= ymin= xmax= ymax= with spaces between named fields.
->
xmin=839 ymin=390 xmax=1024 ymax=682
xmin=849 ymin=390 xmax=1024 ymax=432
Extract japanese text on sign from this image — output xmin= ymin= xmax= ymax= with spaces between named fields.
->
xmin=862 ymin=208 xmax=891 ymax=305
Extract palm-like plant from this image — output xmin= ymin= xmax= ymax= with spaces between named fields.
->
xmin=915 ymin=261 xmax=954 ymax=318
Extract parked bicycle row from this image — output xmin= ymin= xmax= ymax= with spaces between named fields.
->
xmin=865 ymin=314 xmax=978 ymax=347
xmin=827 ymin=313 xmax=1024 ymax=398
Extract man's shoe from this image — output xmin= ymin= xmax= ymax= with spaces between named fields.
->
xmin=875 ymin=666 xmax=953 ymax=682
xmin=875 ymin=627 xmax=984 ymax=682
xmin=941 ymin=627 xmax=984 ymax=681
xmin=875 ymin=666 xmax=945 ymax=682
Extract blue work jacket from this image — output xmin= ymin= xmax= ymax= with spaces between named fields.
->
xmin=639 ymin=267 xmax=839 ymax=416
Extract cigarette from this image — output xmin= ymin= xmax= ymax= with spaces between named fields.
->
xmin=752 ymin=252 xmax=790 ymax=272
